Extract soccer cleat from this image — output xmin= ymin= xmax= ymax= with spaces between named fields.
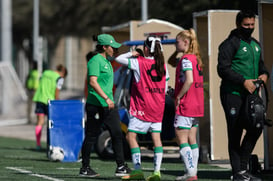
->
xmin=175 ymin=174 xmax=198 ymax=181
xmin=233 ymin=170 xmax=261 ymax=181
xmin=146 ymin=171 xmax=161 ymax=181
xmin=79 ymin=167 xmax=100 ymax=177
xmin=244 ymin=171 xmax=262 ymax=181
xmin=122 ymin=169 xmax=145 ymax=180
xmin=115 ymin=163 xmax=131 ymax=177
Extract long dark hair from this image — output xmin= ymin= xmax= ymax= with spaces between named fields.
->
xmin=144 ymin=36 xmax=165 ymax=77
xmin=86 ymin=51 xmax=97 ymax=62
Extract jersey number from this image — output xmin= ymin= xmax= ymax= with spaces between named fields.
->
xmin=146 ymin=64 xmax=164 ymax=82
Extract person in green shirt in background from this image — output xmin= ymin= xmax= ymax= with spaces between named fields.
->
xmin=26 ymin=61 xmax=39 ymax=124
xmin=33 ymin=64 xmax=67 ymax=150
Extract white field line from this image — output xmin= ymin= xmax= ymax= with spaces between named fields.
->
xmin=56 ymin=167 xmax=99 ymax=171
xmin=6 ymin=167 xmax=64 ymax=181
xmin=56 ymin=167 xmax=79 ymax=170
xmin=142 ymin=167 xmax=229 ymax=171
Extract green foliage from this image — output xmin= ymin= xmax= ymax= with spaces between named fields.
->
xmin=12 ymin=0 xmax=257 ymax=40
xmin=11 ymin=0 xmax=258 ymax=63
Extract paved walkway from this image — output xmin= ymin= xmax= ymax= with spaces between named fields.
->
xmin=0 ymin=90 xmax=82 ymax=142
xmin=0 ymin=122 xmax=47 ymax=142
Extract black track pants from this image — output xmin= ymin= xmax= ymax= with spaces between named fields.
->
xmin=220 ymin=91 xmax=262 ymax=174
xmin=81 ymin=104 xmax=125 ymax=168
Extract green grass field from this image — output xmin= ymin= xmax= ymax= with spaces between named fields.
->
xmin=0 ymin=136 xmax=272 ymax=181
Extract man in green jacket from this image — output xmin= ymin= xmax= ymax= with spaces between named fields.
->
xmin=217 ymin=10 xmax=268 ymax=181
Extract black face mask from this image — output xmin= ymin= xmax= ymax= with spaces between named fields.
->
xmin=106 ymin=55 xmax=115 ymax=62
xmin=239 ymin=27 xmax=254 ymax=39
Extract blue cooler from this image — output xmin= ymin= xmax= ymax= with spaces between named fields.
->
xmin=47 ymin=100 xmax=85 ymax=162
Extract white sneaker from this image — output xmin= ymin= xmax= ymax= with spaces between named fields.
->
xmin=175 ymin=174 xmax=198 ymax=181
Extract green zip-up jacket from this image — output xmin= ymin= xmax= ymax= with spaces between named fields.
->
xmin=217 ymin=29 xmax=269 ymax=96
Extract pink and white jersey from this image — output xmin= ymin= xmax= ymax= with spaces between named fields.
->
xmin=174 ymin=54 xmax=204 ymax=117
xmin=129 ymin=56 xmax=166 ymax=123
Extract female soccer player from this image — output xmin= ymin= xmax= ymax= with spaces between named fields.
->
xmin=174 ymin=29 xmax=204 ymax=181
xmin=116 ymin=36 xmax=169 ymax=181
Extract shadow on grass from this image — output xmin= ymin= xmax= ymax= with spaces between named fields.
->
xmin=161 ymin=169 xmax=231 ymax=180
xmin=198 ymin=170 xmax=231 ymax=180
xmin=163 ymin=169 xmax=273 ymax=181
xmin=0 ymin=145 xmax=47 ymax=153
xmin=47 ymin=174 xmax=129 ymax=181
xmin=27 ymin=147 xmax=47 ymax=152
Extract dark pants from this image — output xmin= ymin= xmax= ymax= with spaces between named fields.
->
xmin=81 ymin=103 xmax=125 ymax=168
xmin=220 ymin=90 xmax=262 ymax=175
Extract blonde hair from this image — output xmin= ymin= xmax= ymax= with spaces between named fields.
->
xmin=176 ymin=28 xmax=203 ymax=68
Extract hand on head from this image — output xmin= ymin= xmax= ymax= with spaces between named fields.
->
xmin=131 ymin=51 xmax=140 ymax=57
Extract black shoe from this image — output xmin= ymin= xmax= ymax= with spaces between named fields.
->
xmin=244 ymin=171 xmax=262 ymax=181
xmin=115 ymin=163 xmax=131 ymax=177
xmin=79 ymin=167 xmax=100 ymax=177
xmin=233 ymin=170 xmax=262 ymax=181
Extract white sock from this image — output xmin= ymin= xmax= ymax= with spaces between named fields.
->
xmin=180 ymin=143 xmax=195 ymax=176
xmin=154 ymin=147 xmax=163 ymax=172
xmin=131 ymin=147 xmax=141 ymax=170
xmin=191 ymin=144 xmax=199 ymax=175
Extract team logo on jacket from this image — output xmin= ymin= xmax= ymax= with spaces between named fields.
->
xmin=230 ymin=107 xmax=236 ymax=115
xmin=243 ymin=47 xmax=247 ymax=52
xmin=104 ymin=64 xmax=109 ymax=69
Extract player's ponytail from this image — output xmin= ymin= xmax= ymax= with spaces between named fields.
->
xmin=189 ymin=28 xmax=203 ymax=69
xmin=144 ymin=36 xmax=165 ymax=77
